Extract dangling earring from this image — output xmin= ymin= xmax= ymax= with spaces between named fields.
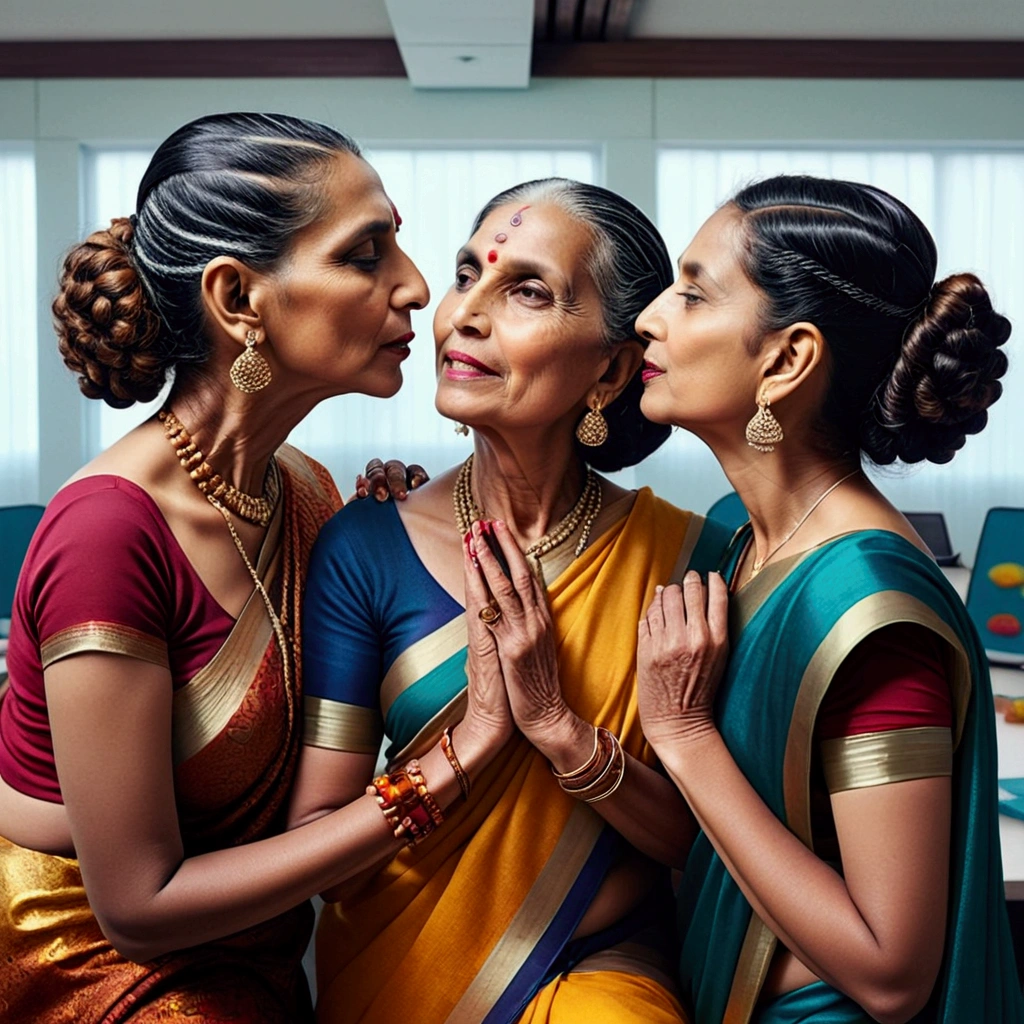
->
xmin=745 ymin=390 xmax=784 ymax=452
xmin=454 ymin=423 xmax=469 ymax=436
xmin=576 ymin=396 xmax=609 ymax=447
xmin=230 ymin=329 xmax=273 ymax=394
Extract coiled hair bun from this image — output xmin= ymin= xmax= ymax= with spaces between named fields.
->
xmin=52 ymin=216 xmax=168 ymax=409
xmin=867 ymin=272 xmax=1010 ymax=465
xmin=51 ymin=112 xmax=362 ymax=408
xmin=732 ymin=175 xmax=1011 ymax=466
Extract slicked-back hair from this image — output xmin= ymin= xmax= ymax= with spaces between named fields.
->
xmin=732 ymin=175 xmax=1009 ymax=465
xmin=471 ymin=178 xmax=674 ymax=471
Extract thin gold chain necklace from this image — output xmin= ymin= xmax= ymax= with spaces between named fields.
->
xmin=159 ymin=410 xmax=291 ymax=684
xmin=748 ymin=469 xmax=860 ymax=578
xmin=452 ymin=455 xmax=603 ymax=561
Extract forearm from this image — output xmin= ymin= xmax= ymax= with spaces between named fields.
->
xmin=537 ymin=712 xmax=698 ymax=867
xmin=97 ymin=732 xmax=475 ymax=961
xmin=655 ymin=730 xmax=915 ymax=1003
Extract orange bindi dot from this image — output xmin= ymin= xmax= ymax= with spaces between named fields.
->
xmin=487 ymin=250 xmax=498 ymax=263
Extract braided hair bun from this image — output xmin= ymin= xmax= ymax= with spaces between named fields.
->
xmin=52 ymin=113 xmax=363 ymax=410
xmin=52 ymin=217 xmax=168 ymax=408
xmin=732 ymin=175 xmax=1011 ymax=466
xmin=867 ymin=273 xmax=1010 ymax=465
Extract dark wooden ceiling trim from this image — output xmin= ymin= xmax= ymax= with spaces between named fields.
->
xmin=0 ymin=37 xmax=1021 ymax=79
xmin=553 ymin=0 xmax=578 ymax=41
xmin=532 ymin=39 xmax=1024 ymax=78
xmin=0 ymin=38 xmax=405 ymax=78
xmin=603 ymin=0 xmax=636 ymax=42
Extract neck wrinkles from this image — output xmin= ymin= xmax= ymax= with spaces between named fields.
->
xmin=468 ymin=430 xmax=587 ymax=546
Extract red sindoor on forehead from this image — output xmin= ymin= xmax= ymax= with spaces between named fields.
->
xmin=487 ymin=250 xmax=498 ymax=263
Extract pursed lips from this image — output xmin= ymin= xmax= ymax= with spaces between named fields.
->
xmin=641 ymin=359 xmax=665 ymax=383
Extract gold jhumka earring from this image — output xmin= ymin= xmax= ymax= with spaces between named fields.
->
xmin=230 ymin=329 xmax=273 ymax=394
xmin=745 ymin=390 xmax=784 ymax=452
xmin=575 ymin=396 xmax=608 ymax=447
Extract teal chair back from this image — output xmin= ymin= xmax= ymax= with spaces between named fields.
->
xmin=965 ymin=507 xmax=1024 ymax=665
xmin=0 ymin=505 xmax=45 ymax=624
xmin=706 ymin=491 xmax=748 ymax=532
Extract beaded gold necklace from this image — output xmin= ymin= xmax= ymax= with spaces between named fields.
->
xmin=159 ymin=408 xmax=275 ymax=528
xmin=158 ymin=407 xmax=290 ymax=688
xmin=452 ymin=454 xmax=602 ymax=562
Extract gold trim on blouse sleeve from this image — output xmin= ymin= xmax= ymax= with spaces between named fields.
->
xmin=304 ymin=696 xmax=384 ymax=755
xmin=822 ymin=725 xmax=952 ymax=794
xmin=40 ymin=621 xmax=169 ymax=670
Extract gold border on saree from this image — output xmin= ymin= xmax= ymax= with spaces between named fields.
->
xmin=40 ymin=621 xmax=168 ymax=670
xmin=822 ymin=725 xmax=952 ymax=794
xmin=304 ymin=697 xmax=383 ymax=755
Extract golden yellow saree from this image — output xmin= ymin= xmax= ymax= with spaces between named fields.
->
xmin=307 ymin=488 xmax=731 ymax=1023
xmin=0 ymin=445 xmax=340 ymax=1024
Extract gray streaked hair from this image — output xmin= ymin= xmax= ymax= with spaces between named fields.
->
xmin=132 ymin=111 xmax=361 ymax=368
xmin=469 ymin=178 xmax=675 ymax=472
xmin=470 ymin=178 xmax=673 ymax=348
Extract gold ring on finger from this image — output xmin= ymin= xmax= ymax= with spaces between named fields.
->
xmin=479 ymin=603 xmax=502 ymax=624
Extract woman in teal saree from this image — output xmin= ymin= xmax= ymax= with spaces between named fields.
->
xmin=632 ymin=175 xmax=1022 ymax=1022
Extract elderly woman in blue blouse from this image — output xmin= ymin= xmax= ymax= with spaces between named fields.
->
xmin=289 ymin=179 xmax=731 ymax=1023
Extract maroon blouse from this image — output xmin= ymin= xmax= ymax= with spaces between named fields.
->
xmin=0 ymin=476 xmax=234 ymax=802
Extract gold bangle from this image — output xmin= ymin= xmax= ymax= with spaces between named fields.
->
xmin=556 ymin=728 xmax=617 ymax=793
xmin=583 ymin=745 xmax=627 ymax=803
xmin=551 ymin=725 xmax=600 ymax=781
xmin=441 ymin=726 xmax=471 ymax=800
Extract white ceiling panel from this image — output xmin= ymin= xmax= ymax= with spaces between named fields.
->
xmin=398 ymin=44 xmax=532 ymax=88
xmin=385 ymin=0 xmax=534 ymax=89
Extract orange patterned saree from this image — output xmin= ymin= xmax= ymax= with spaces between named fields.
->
xmin=0 ymin=445 xmax=340 ymax=1024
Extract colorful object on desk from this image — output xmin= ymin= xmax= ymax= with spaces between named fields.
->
xmin=999 ymin=779 xmax=1024 ymax=820
xmin=965 ymin=508 xmax=1024 ymax=665
xmin=988 ymin=613 xmax=1022 ymax=638
xmin=994 ymin=695 xmax=1024 ymax=722
xmin=1000 ymin=795 xmax=1024 ymax=821
xmin=988 ymin=562 xmax=1024 ymax=589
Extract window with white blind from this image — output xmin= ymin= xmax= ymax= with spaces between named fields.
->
xmin=0 ymin=146 xmax=38 ymax=506
xmin=650 ymin=148 xmax=1024 ymax=561
xmin=82 ymin=146 xmax=598 ymax=488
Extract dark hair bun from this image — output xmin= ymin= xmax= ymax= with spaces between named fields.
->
xmin=52 ymin=216 xmax=169 ymax=408
xmin=866 ymin=272 xmax=1011 ymax=465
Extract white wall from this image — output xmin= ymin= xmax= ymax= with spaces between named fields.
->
xmin=4 ymin=76 xmax=1024 ymax=557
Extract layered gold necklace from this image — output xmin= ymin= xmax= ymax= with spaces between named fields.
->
xmin=452 ymin=454 xmax=602 ymax=562
xmin=159 ymin=408 xmax=276 ymax=528
xmin=158 ymin=407 xmax=290 ymax=686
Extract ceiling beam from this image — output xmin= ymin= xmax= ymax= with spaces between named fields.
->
xmin=0 ymin=38 xmax=1021 ymax=79
xmin=603 ymin=0 xmax=636 ymax=41
xmin=579 ymin=0 xmax=610 ymax=42
xmin=532 ymin=39 xmax=1024 ymax=78
xmin=0 ymin=38 xmax=406 ymax=77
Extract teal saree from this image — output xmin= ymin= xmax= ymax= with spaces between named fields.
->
xmin=677 ymin=528 xmax=1023 ymax=1024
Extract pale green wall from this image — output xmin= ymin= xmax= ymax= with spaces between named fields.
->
xmin=4 ymin=76 xmax=1024 ymax=499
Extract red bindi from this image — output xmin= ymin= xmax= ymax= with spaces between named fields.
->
xmin=388 ymin=200 xmax=402 ymax=229
xmin=487 ymin=250 xmax=498 ymax=263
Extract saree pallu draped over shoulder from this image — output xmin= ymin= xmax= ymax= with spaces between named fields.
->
xmin=0 ymin=445 xmax=341 ymax=1024
xmin=677 ymin=529 xmax=1024 ymax=1024
xmin=315 ymin=490 xmax=727 ymax=1024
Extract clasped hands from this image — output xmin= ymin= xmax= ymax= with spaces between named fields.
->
xmin=460 ymin=519 xmax=579 ymax=760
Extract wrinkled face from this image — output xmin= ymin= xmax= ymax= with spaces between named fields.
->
xmin=433 ymin=201 xmax=610 ymax=436
xmin=259 ymin=152 xmax=429 ymax=398
xmin=635 ymin=204 xmax=765 ymax=436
